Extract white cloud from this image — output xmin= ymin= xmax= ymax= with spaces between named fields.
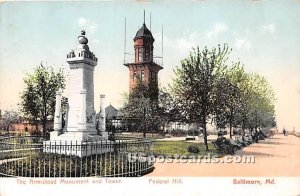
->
xmin=78 ymin=18 xmax=97 ymax=34
xmin=206 ymin=23 xmax=228 ymax=39
xmin=260 ymin=24 xmax=277 ymax=40
xmin=261 ymin=24 xmax=276 ymax=35
xmin=175 ymin=32 xmax=199 ymax=54
xmin=234 ymin=38 xmax=251 ymax=50
xmin=233 ymin=29 xmax=252 ymax=50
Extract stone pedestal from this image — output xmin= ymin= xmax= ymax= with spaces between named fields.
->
xmin=43 ymin=140 xmax=113 ymax=157
xmin=44 ymin=30 xmax=111 ymax=157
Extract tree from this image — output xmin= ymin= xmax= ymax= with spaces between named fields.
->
xmin=213 ymin=63 xmax=247 ymax=138
xmin=171 ymin=44 xmax=230 ymax=150
xmin=121 ymin=79 xmax=168 ymax=137
xmin=2 ymin=109 xmax=20 ymax=135
xmin=227 ymin=70 xmax=276 ymax=135
xmin=213 ymin=75 xmax=236 ymax=135
xmin=20 ymin=63 xmax=66 ymax=137
xmin=246 ymin=73 xmax=276 ymax=132
xmin=158 ymin=89 xmax=182 ymax=127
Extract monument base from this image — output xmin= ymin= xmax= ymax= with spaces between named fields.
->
xmin=99 ymin=131 xmax=109 ymax=139
xmin=44 ymin=130 xmax=112 ymax=157
xmin=43 ymin=139 xmax=114 ymax=157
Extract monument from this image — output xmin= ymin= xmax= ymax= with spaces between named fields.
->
xmin=44 ymin=30 xmax=110 ymax=156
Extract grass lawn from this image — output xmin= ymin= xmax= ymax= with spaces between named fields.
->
xmin=151 ymin=141 xmax=219 ymax=158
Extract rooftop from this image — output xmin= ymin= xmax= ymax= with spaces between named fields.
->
xmin=134 ymin=23 xmax=154 ymax=42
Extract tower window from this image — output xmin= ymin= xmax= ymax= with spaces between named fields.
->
xmin=145 ymin=48 xmax=149 ymax=61
xmin=133 ymin=70 xmax=137 ymax=81
xmin=152 ymin=72 xmax=157 ymax=82
xmin=150 ymin=48 xmax=153 ymax=61
xmin=141 ymin=70 xmax=145 ymax=81
xmin=138 ymin=48 xmax=143 ymax=62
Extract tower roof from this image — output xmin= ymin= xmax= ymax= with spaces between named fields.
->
xmin=105 ymin=104 xmax=118 ymax=119
xmin=134 ymin=23 xmax=154 ymax=42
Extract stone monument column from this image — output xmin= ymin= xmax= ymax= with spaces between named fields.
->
xmin=78 ymin=90 xmax=87 ymax=131
xmin=98 ymin=94 xmax=108 ymax=139
xmin=50 ymin=90 xmax=62 ymax=139
xmin=66 ymin=30 xmax=98 ymax=136
xmin=53 ymin=90 xmax=62 ymax=131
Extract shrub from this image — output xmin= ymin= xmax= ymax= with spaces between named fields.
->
xmin=187 ymin=129 xmax=199 ymax=136
xmin=187 ymin=144 xmax=200 ymax=154
xmin=170 ymin=129 xmax=186 ymax=137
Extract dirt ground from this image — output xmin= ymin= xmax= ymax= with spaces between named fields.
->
xmin=147 ymin=134 xmax=300 ymax=177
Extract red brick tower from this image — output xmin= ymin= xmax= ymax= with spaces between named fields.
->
xmin=124 ymin=22 xmax=163 ymax=97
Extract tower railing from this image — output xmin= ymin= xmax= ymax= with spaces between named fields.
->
xmin=123 ymin=57 xmax=163 ymax=67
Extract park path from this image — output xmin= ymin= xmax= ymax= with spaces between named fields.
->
xmin=147 ymin=134 xmax=300 ymax=176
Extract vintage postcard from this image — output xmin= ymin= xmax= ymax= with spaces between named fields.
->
xmin=0 ymin=1 xmax=299 ymax=195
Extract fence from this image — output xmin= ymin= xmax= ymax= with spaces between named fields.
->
xmin=0 ymin=136 xmax=154 ymax=177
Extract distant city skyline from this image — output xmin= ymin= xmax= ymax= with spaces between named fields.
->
xmin=0 ymin=1 xmax=299 ymax=132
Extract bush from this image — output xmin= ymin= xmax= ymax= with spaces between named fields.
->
xmin=187 ymin=144 xmax=200 ymax=154
xmin=170 ymin=129 xmax=186 ymax=137
xmin=187 ymin=129 xmax=199 ymax=136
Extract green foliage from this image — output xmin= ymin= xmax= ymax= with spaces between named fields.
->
xmin=121 ymin=79 xmax=176 ymax=135
xmin=240 ymin=73 xmax=276 ymax=130
xmin=187 ymin=144 xmax=200 ymax=153
xmin=187 ymin=129 xmax=199 ymax=136
xmin=171 ymin=43 xmax=276 ymax=144
xmin=171 ymin=44 xmax=230 ymax=150
xmin=212 ymin=62 xmax=248 ymax=137
xmin=20 ymin=63 xmax=66 ymax=135
xmin=170 ymin=129 xmax=186 ymax=137
xmin=1 ymin=109 xmax=20 ymax=132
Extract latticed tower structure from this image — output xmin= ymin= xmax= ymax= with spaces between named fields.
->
xmin=124 ymin=21 xmax=163 ymax=100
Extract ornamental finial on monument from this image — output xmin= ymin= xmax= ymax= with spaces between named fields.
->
xmin=78 ymin=30 xmax=88 ymax=45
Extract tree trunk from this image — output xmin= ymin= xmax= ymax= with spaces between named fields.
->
xmin=229 ymin=110 xmax=233 ymax=139
xmin=229 ymin=120 xmax=232 ymax=139
xmin=42 ymin=116 xmax=47 ymax=138
xmin=35 ymin=120 xmax=39 ymax=133
xmin=6 ymin=123 xmax=10 ymax=136
xmin=202 ymin=114 xmax=208 ymax=151
xmin=242 ymin=117 xmax=246 ymax=136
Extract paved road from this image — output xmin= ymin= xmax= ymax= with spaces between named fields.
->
xmin=147 ymin=134 xmax=300 ymax=176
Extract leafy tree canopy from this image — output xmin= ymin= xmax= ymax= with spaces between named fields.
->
xmin=20 ymin=63 xmax=66 ymax=136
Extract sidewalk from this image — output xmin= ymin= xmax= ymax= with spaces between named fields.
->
xmin=147 ymin=134 xmax=300 ymax=176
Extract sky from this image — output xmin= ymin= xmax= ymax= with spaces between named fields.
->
xmin=0 ymin=0 xmax=299 ymax=132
